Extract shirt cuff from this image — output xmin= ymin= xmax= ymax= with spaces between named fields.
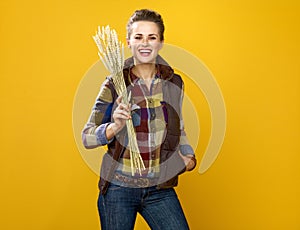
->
xmin=95 ymin=123 xmax=114 ymax=145
xmin=179 ymin=144 xmax=194 ymax=156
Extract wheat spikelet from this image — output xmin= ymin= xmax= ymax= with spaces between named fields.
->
xmin=93 ymin=25 xmax=145 ymax=176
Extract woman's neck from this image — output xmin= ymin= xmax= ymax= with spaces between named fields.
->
xmin=132 ymin=63 xmax=157 ymax=81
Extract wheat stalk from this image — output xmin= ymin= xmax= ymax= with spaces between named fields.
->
xmin=93 ymin=25 xmax=145 ymax=176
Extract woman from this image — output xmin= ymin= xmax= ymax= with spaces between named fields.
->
xmin=82 ymin=9 xmax=196 ymax=230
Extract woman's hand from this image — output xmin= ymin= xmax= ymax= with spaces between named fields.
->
xmin=179 ymin=152 xmax=196 ymax=171
xmin=105 ymin=96 xmax=131 ymax=140
xmin=113 ymin=96 xmax=131 ymax=130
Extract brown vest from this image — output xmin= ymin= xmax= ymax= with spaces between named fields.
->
xmin=98 ymin=58 xmax=188 ymax=194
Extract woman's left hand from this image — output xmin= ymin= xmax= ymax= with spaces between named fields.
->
xmin=178 ymin=152 xmax=196 ymax=171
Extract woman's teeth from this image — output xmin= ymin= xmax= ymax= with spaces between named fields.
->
xmin=139 ymin=49 xmax=151 ymax=54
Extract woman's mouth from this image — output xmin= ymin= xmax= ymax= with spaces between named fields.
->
xmin=138 ymin=49 xmax=152 ymax=57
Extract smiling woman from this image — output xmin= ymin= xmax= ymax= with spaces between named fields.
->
xmin=127 ymin=21 xmax=163 ymax=66
xmin=81 ymin=9 xmax=196 ymax=230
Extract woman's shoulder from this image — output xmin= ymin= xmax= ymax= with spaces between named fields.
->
xmin=169 ymin=73 xmax=183 ymax=88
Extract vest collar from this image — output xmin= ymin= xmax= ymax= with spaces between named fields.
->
xmin=123 ymin=55 xmax=174 ymax=81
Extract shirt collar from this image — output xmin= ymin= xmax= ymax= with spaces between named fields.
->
xmin=128 ymin=65 xmax=162 ymax=85
xmin=123 ymin=55 xmax=174 ymax=81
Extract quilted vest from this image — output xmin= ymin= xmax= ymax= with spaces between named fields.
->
xmin=98 ymin=57 xmax=186 ymax=194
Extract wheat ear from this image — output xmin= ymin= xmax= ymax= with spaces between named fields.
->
xmin=93 ymin=25 xmax=145 ymax=176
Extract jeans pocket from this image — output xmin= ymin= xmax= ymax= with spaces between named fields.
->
xmin=108 ymin=183 xmax=123 ymax=191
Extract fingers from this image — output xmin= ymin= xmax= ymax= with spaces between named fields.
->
xmin=112 ymin=95 xmax=132 ymax=131
xmin=116 ymin=95 xmax=123 ymax=105
xmin=116 ymin=95 xmax=131 ymax=106
xmin=118 ymin=102 xmax=130 ymax=112
xmin=115 ymin=95 xmax=131 ymax=118
xmin=113 ymin=103 xmax=131 ymax=122
xmin=179 ymin=152 xmax=196 ymax=171
xmin=114 ymin=107 xmax=131 ymax=120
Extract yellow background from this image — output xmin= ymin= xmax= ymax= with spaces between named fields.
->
xmin=1 ymin=0 xmax=299 ymax=229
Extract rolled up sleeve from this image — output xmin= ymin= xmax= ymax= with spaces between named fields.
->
xmin=82 ymin=79 xmax=115 ymax=149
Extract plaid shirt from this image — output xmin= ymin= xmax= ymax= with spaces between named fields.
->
xmin=82 ymin=66 xmax=194 ymax=178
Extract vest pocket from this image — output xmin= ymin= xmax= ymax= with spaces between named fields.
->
xmin=161 ymin=101 xmax=181 ymax=136
xmin=162 ymin=133 xmax=180 ymax=151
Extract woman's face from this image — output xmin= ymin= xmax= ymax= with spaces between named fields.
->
xmin=127 ymin=21 xmax=163 ymax=65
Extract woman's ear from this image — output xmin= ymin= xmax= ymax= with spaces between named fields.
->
xmin=159 ymin=40 xmax=164 ymax=50
xmin=127 ymin=40 xmax=131 ymax=48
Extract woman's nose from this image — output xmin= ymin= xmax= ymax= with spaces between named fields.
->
xmin=141 ymin=37 xmax=149 ymax=44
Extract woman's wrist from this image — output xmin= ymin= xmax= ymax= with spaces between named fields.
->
xmin=105 ymin=122 xmax=122 ymax=140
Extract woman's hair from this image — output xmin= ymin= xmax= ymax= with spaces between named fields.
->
xmin=126 ymin=9 xmax=165 ymax=41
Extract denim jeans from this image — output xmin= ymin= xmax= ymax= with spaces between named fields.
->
xmin=98 ymin=183 xmax=189 ymax=230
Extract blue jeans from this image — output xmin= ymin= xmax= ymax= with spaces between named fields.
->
xmin=98 ymin=183 xmax=189 ymax=230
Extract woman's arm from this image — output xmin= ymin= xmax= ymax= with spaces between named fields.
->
xmin=82 ymin=79 xmax=131 ymax=149
xmin=82 ymin=79 xmax=114 ymax=149
xmin=178 ymin=81 xmax=197 ymax=171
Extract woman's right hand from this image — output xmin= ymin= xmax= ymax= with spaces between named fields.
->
xmin=105 ymin=96 xmax=131 ymax=140
xmin=112 ymin=96 xmax=131 ymax=131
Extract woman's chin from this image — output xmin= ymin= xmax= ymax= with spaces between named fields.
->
xmin=134 ymin=57 xmax=156 ymax=65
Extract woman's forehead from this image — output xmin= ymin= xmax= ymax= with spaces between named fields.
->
xmin=131 ymin=21 xmax=159 ymax=35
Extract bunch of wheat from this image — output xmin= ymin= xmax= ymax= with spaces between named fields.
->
xmin=93 ymin=25 xmax=145 ymax=176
